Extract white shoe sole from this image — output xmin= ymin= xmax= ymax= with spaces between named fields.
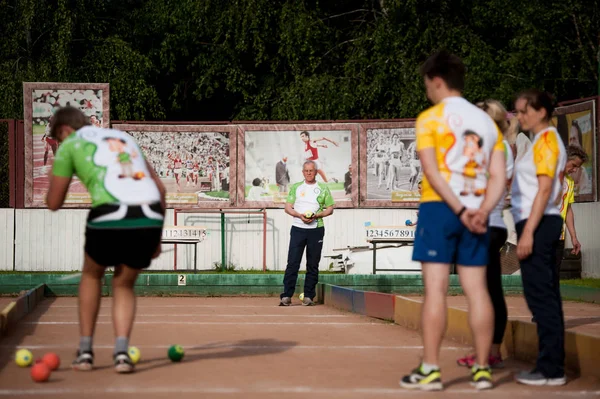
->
xmin=471 ymin=380 xmax=493 ymax=390
xmin=516 ymin=377 xmax=567 ymax=386
xmin=72 ymin=363 xmax=93 ymax=371
xmin=399 ymin=381 xmax=443 ymax=391
xmin=115 ymin=364 xmax=134 ymax=374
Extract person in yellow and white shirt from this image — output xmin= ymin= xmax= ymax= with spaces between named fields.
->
xmin=555 ymin=145 xmax=587 ymax=269
xmin=456 ymin=100 xmax=515 ymax=371
xmin=511 ymin=89 xmax=567 ymax=386
xmin=400 ymin=50 xmax=506 ymax=392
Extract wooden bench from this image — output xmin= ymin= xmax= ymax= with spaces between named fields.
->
xmin=366 ymin=226 xmax=418 ymax=274
xmin=161 ymin=226 xmax=207 ymax=273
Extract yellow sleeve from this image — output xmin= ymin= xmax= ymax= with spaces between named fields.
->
xmin=493 ymin=125 xmax=504 ymax=151
xmin=415 ymin=107 xmax=439 ymax=151
xmin=567 ymin=178 xmax=575 ymax=204
xmin=533 ymin=131 xmax=559 ymax=178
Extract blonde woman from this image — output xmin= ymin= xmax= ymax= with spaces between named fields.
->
xmin=456 ymin=100 xmax=514 ymax=369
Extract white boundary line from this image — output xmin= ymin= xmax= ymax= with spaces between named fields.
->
xmin=23 ymin=321 xmax=383 ymax=325
xmin=33 ymin=314 xmax=351 ymax=318
xmin=0 ymin=344 xmax=465 ymax=350
xmin=43 ymin=305 xmax=600 ymax=313
xmin=509 ymin=316 xmax=600 ymax=319
xmin=0 ymin=387 xmax=597 ymax=396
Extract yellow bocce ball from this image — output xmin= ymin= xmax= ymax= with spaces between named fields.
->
xmin=15 ymin=349 xmax=34 ymax=367
xmin=304 ymin=211 xmax=314 ymax=219
xmin=128 ymin=346 xmax=141 ymax=364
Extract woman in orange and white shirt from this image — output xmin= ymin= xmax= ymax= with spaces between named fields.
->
xmin=511 ymin=90 xmax=567 ymax=386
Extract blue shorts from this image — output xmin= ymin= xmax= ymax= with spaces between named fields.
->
xmin=412 ymin=202 xmax=490 ymax=266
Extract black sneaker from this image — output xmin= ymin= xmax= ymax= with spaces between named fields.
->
xmin=72 ymin=350 xmax=94 ymax=371
xmin=400 ymin=364 xmax=443 ymax=391
xmin=114 ymin=352 xmax=134 ymax=374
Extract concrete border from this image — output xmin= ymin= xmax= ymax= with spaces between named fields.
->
xmin=0 ymin=284 xmax=46 ymax=340
xmin=0 ymin=273 xmax=527 ymax=297
xmin=321 ymin=283 xmax=600 ymax=380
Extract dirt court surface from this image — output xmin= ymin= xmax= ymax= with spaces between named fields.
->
xmin=0 ymin=297 xmax=598 ymax=398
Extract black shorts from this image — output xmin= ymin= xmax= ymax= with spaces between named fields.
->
xmin=85 ymin=227 xmax=162 ymax=269
xmin=85 ymin=203 xmax=164 ymax=269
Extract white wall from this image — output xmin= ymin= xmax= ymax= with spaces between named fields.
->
xmin=0 ymin=209 xmax=14 ymax=271
xmin=163 ymin=208 xmax=421 ymax=272
xmin=4 ymin=204 xmax=599 ymax=277
xmin=5 ymin=208 xmax=419 ymax=272
xmin=567 ymin=202 xmax=600 ymax=278
xmin=14 ymin=209 xmax=86 ymax=271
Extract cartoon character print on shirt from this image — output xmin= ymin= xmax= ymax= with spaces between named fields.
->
xmin=104 ymin=137 xmax=144 ymax=180
xmin=460 ymin=130 xmax=486 ymax=197
xmin=78 ymin=128 xmax=156 ymax=204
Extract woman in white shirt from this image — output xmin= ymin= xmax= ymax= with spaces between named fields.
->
xmin=511 ymin=89 xmax=567 ymax=386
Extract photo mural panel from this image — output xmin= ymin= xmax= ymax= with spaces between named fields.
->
xmin=112 ymin=124 xmax=237 ymax=208
xmin=553 ymin=100 xmax=597 ymax=202
xmin=237 ymin=123 xmax=358 ymax=208
xmin=23 ymin=82 xmax=110 ymax=207
xmin=359 ymin=121 xmax=419 ymax=208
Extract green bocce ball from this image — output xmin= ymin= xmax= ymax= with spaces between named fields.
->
xmin=168 ymin=345 xmax=185 ymax=362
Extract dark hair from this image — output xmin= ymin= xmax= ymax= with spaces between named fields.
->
xmin=252 ymin=178 xmax=261 ymax=186
xmin=516 ymin=89 xmax=555 ymax=122
xmin=567 ymin=145 xmax=588 ymax=163
xmin=50 ymin=106 xmax=91 ymax=139
xmin=419 ymin=50 xmax=465 ymax=92
xmin=464 ymin=130 xmax=483 ymax=148
xmin=300 ymin=131 xmax=310 ymax=139
xmin=570 ymin=120 xmax=583 ymax=147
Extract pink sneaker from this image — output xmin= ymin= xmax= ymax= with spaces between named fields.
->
xmin=456 ymin=354 xmax=504 ymax=369
xmin=488 ymin=354 xmax=504 ymax=369
xmin=457 ymin=354 xmax=476 ymax=367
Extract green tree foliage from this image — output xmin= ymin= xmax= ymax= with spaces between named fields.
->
xmin=0 ymin=0 xmax=598 ymax=121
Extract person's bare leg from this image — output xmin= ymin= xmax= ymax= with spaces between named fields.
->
xmin=421 ymin=263 xmax=450 ymax=365
xmin=458 ymin=265 xmax=493 ymax=367
xmin=72 ymin=254 xmax=105 ymax=370
xmin=78 ymin=254 xmax=105 ymax=339
xmin=111 ymin=264 xmax=140 ymax=373
xmin=112 ymin=264 xmax=140 ymax=339
xmin=317 ymin=169 xmax=328 ymax=182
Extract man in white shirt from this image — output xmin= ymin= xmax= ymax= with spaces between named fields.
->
xmin=280 ymin=161 xmax=334 ymax=306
